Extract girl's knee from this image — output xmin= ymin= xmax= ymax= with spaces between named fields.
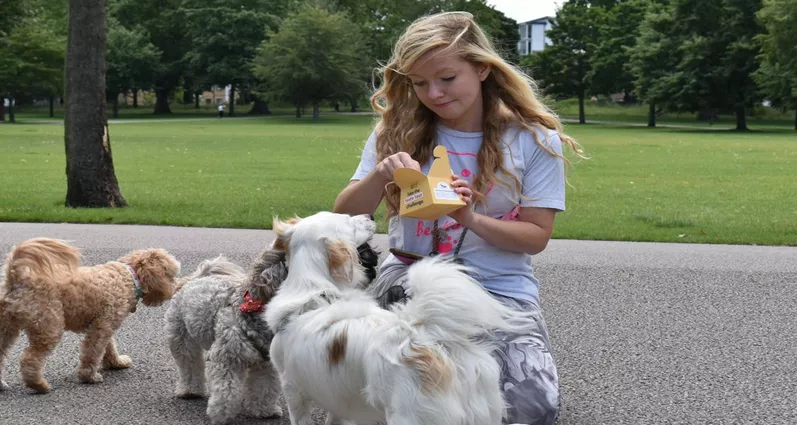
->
xmin=504 ymin=374 xmax=560 ymax=425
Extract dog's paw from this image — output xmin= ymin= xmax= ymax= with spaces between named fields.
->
xmin=105 ymin=355 xmax=132 ymax=369
xmin=207 ymin=408 xmax=236 ymax=425
xmin=246 ymin=403 xmax=283 ymax=418
xmin=27 ymin=380 xmax=52 ymax=394
xmin=176 ymin=390 xmax=206 ymax=399
xmin=175 ymin=381 xmax=206 ymax=399
xmin=77 ymin=368 xmax=104 ymax=384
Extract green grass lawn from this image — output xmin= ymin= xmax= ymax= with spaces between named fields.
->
xmin=12 ymin=99 xmax=796 ymax=129
xmin=1 ymin=114 xmax=795 ymax=246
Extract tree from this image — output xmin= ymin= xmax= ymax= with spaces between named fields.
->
xmin=630 ymin=0 xmax=765 ymax=130
xmin=253 ymin=5 xmax=368 ymax=120
xmin=523 ymin=1 xmax=602 ymax=124
xmin=589 ymin=0 xmax=653 ymax=101
xmin=64 ymin=0 xmax=126 ymax=207
xmin=455 ymin=0 xmax=520 ymax=65
xmin=755 ymin=0 xmax=797 ymax=129
xmin=111 ymin=0 xmax=188 ymax=114
xmin=494 ymin=9 xmax=521 ymax=66
xmin=628 ymin=1 xmax=680 ymax=127
xmin=0 ymin=5 xmax=66 ymax=122
xmin=106 ymin=19 xmax=162 ymax=118
xmin=181 ymin=0 xmax=283 ymax=117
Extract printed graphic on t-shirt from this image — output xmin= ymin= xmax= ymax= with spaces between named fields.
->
xmin=407 ymin=149 xmax=476 ymax=254
xmin=415 ymin=219 xmax=466 ymax=254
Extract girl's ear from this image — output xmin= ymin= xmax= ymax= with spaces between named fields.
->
xmin=478 ymin=64 xmax=491 ymax=82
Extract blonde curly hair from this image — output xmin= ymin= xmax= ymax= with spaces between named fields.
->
xmin=371 ymin=11 xmax=585 ymax=217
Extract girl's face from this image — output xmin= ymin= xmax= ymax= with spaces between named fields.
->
xmin=408 ymin=48 xmax=490 ymax=132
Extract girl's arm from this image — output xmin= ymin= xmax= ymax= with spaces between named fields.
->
xmin=333 ymin=151 xmax=421 ymax=216
xmin=332 ymin=173 xmax=387 ymax=216
xmin=454 ymin=206 xmax=557 ymax=255
xmin=449 ymin=129 xmax=566 ymax=255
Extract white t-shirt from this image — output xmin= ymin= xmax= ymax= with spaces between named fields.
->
xmin=351 ymin=123 xmax=566 ymax=304
xmin=218 ymin=104 xmax=225 ymax=111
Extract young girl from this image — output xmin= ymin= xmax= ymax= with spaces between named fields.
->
xmin=333 ymin=11 xmax=585 ymax=425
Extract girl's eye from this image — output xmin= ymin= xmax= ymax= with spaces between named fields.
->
xmin=412 ymin=81 xmax=426 ymax=87
xmin=442 ymin=76 xmax=456 ymax=82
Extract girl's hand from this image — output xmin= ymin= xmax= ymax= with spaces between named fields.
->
xmin=375 ymin=152 xmax=421 ymax=184
xmin=448 ymin=174 xmax=475 ymax=226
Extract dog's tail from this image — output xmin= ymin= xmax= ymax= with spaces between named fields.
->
xmin=2 ymin=238 xmax=81 ymax=289
xmin=402 ymin=257 xmax=527 ymax=347
xmin=174 ymin=255 xmax=245 ymax=292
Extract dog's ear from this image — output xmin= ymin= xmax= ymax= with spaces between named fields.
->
xmin=247 ymin=249 xmax=287 ymax=303
xmin=325 ymin=238 xmax=358 ymax=283
xmin=272 ymin=216 xmax=301 ymax=252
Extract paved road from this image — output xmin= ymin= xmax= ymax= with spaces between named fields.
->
xmin=0 ymin=222 xmax=795 ymax=424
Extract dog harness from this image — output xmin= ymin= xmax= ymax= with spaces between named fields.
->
xmin=239 ymin=290 xmax=265 ymax=313
xmin=122 ymin=263 xmax=143 ymax=299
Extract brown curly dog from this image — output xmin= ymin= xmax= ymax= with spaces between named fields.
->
xmin=0 ymin=237 xmax=180 ymax=393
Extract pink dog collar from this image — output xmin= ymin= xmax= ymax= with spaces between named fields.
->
xmin=123 ymin=263 xmax=143 ymax=299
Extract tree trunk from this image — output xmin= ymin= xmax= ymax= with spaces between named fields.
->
xmin=133 ymin=91 xmax=138 ymax=108
xmin=112 ymin=94 xmax=119 ymax=118
xmin=734 ymin=104 xmax=748 ymax=131
xmin=64 ymin=0 xmax=126 ymax=208
xmin=153 ymin=87 xmax=171 ymax=114
xmin=334 ymin=101 xmax=340 ymax=112
xmin=248 ymin=98 xmax=271 ymax=115
xmin=648 ymin=103 xmax=656 ymax=127
xmin=182 ymin=89 xmax=192 ymax=105
xmin=0 ymin=101 xmax=4 ymax=121
xmin=49 ymin=96 xmax=55 ymax=117
xmin=312 ymin=102 xmax=320 ymax=121
xmin=194 ymin=91 xmax=200 ymax=109
xmin=794 ymin=109 xmax=796 ymax=131
xmin=578 ymin=91 xmax=586 ymax=124
xmin=295 ymin=105 xmax=301 ymax=118
xmin=8 ymin=97 xmax=15 ymax=123
xmin=350 ymin=98 xmax=359 ymax=113
xmin=229 ymin=83 xmax=236 ymax=116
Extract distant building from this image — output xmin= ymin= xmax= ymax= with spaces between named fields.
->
xmin=201 ymin=85 xmax=232 ymax=105
xmin=518 ymin=16 xmax=553 ymax=57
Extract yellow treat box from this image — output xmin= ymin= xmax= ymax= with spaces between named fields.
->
xmin=393 ymin=146 xmax=466 ymax=220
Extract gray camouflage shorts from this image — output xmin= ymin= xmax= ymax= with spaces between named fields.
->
xmin=370 ymin=263 xmax=561 ymax=425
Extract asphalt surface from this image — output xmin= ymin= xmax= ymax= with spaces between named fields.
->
xmin=0 ymin=222 xmax=795 ymax=425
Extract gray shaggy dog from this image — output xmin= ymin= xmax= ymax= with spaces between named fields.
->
xmin=164 ymin=249 xmax=287 ymax=425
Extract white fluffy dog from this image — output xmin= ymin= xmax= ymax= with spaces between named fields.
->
xmin=266 ymin=212 xmax=527 ymax=425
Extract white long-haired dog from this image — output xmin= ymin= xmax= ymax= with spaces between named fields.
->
xmin=266 ymin=212 xmax=527 ymax=425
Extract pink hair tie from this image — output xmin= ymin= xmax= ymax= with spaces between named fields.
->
xmin=500 ymin=205 xmax=520 ymax=221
